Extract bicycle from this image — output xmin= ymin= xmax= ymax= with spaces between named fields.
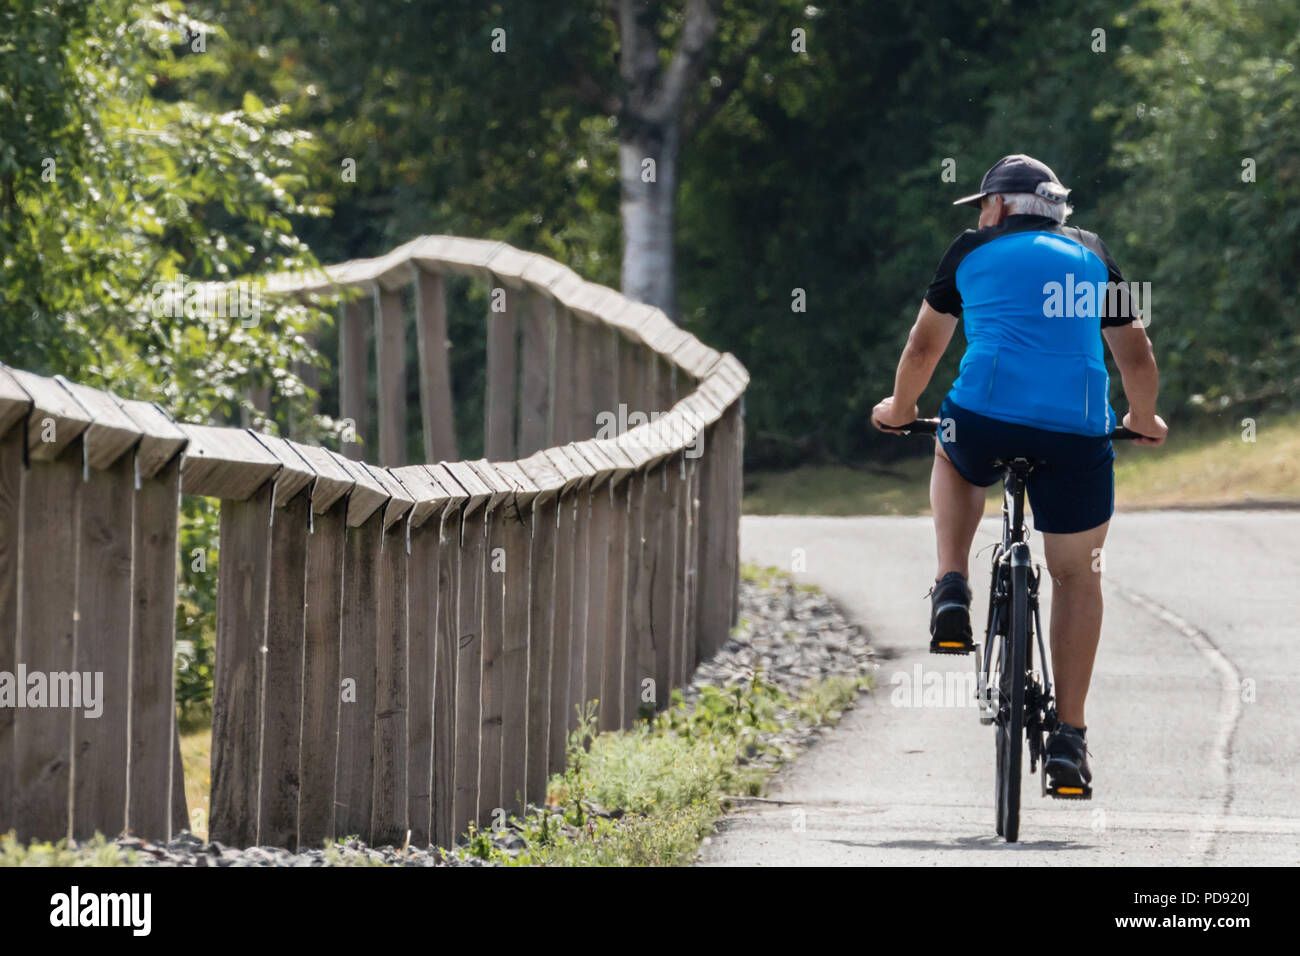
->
xmin=875 ymin=415 xmax=1143 ymax=842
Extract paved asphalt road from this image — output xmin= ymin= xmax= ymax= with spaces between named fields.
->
xmin=698 ymin=511 xmax=1300 ymax=866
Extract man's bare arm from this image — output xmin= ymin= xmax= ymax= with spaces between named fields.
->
xmin=1102 ymin=322 xmax=1168 ymax=446
xmin=872 ymin=300 xmax=958 ymax=428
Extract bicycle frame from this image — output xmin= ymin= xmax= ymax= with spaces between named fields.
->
xmin=987 ymin=463 xmax=1057 ymax=775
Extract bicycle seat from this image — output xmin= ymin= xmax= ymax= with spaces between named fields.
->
xmin=992 ymin=456 xmax=1046 ymax=478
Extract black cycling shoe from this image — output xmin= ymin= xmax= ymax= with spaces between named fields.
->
xmin=1045 ymin=722 xmax=1093 ymax=799
xmin=928 ymin=571 xmax=974 ymax=655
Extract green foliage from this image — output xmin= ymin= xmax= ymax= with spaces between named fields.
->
xmin=446 ymin=663 xmax=862 ymax=866
xmin=0 ymin=0 xmax=332 ymax=430
xmin=0 ymin=831 xmax=137 ymax=866
xmin=1108 ymin=0 xmax=1300 ymax=415
xmin=175 ymin=497 xmax=218 ymax=726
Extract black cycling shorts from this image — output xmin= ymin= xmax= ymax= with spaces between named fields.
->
xmin=937 ymin=396 xmax=1115 ymax=534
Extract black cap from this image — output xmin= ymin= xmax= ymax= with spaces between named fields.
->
xmin=952 ymin=154 xmax=1071 ymax=208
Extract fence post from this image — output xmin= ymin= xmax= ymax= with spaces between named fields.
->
xmin=550 ymin=306 xmax=574 ymax=444
xmin=441 ymin=461 xmax=492 ymax=836
xmin=370 ymin=468 xmax=414 ymax=847
xmin=390 ymin=464 xmax=449 ymax=848
xmin=491 ymin=461 xmax=538 ymax=815
xmin=339 ymin=296 xmax=370 ymax=461
xmin=426 ymin=464 xmax=470 ymax=847
xmin=591 ymin=441 xmax=635 ymax=731
xmin=485 ymin=288 xmax=519 ymax=461
xmin=376 ymin=285 xmax=408 ymax=468
xmin=0 ymin=394 xmax=24 ymax=833
xmin=518 ymin=292 xmax=552 ymax=456
xmin=569 ymin=442 xmax=616 ymax=731
xmin=415 ymin=269 xmax=458 ymax=462
xmin=115 ymin=397 xmax=187 ymax=841
xmin=518 ymin=451 xmax=564 ymax=803
xmin=333 ymin=459 xmax=390 ymax=841
xmin=470 ymin=461 xmax=511 ymax=825
xmin=209 ymin=481 xmax=273 ymax=848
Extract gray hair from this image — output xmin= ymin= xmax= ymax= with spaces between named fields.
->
xmin=998 ymin=191 xmax=1073 ymax=223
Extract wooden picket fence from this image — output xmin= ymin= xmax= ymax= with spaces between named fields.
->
xmin=0 ymin=236 xmax=745 ymax=849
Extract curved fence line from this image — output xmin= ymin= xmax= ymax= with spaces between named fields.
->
xmin=0 ymin=236 xmax=746 ymax=850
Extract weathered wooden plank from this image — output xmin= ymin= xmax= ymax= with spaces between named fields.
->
xmin=297 ymin=497 xmax=346 ymax=849
xmin=694 ymin=416 xmax=728 ymax=661
xmin=9 ymin=367 xmax=93 ymax=462
xmin=335 ymin=509 xmax=381 ymax=840
xmin=179 ymin=424 xmax=281 ymax=501
xmin=209 ymin=480 xmax=273 ymax=848
xmin=681 ymin=456 xmax=701 ymax=674
xmin=376 ymin=285 xmax=408 ymax=467
xmin=479 ymin=506 xmax=506 ymax=821
xmin=695 ymin=399 xmax=744 ymax=656
xmin=12 ymin=438 xmax=82 ymax=840
xmin=724 ymin=400 xmax=745 ymax=628
xmin=126 ymin=453 xmax=180 ymax=840
xmin=650 ymin=461 xmax=679 ymax=710
xmin=367 ymin=462 xmax=415 ymax=531
xmin=0 ymin=426 xmax=22 ymax=829
xmin=0 ymin=366 xmax=32 ymax=438
xmin=618 ymin=336 xmax=648 ymax=429
xmin=453 ymin=508 xmax=487 ymax=835
xmin=600 ymin=477 xmax=629 ymax=732
xmin=71 ymin=452 xmax=134 ymax=840
xmin=56 ymin=378 xmax=141 ymax=470
xmin=114 ymin=397 xmax=188 ymax=481
xmin=288 ymin=441 xmax=355 ymax=515
xmin=466 ymin=459 xmax=517 ymax=819
xmin=518 ymin=291 xmax=552 ymax=456
xmin=550 ymin=305 xmax=573 ymax=444
xmin=415 ymin=269 xmax=458 ymax=462
xmin=569 ymin=317 xmax=596 ymax=442
xmin=566 ymin=478 xmax=590 ymax=739
xmin=567 ymin=447 xmax=614 ymax=744
xmin=339 ymin=296 xmax=370 ymax=461
xmin=523 ymin=496 xmax=555 ymax=805
xmin=405 ymin=507 xmax=440 ymax=847
xmin=499 ymin=502 xmax=531 ymax=813
xmin=485 ymin=285 xmax=519 ymax=461
xmin=332 ymin=453 xmax=389 ymax=528
xmin=431 ymin=508 xmax=460 ymax=848
xmin=258 ymin=486 xmax=311 ymax=849
xmin=253 ymin=433 xmax=316 ymax=508
xmin=547 ymin=489 xmax=575 ymax=772
xmin=627 ymin=469 xmax=655 ymax=721
xmin=371 ymin=517 xmax=409 ymax=846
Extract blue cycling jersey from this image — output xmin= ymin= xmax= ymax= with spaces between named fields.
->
xmin=924 ymin=214 xmax=1133 ymax=437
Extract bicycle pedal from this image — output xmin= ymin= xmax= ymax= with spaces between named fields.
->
xmin=1046 ymin=784 xmax=1092 ymax=800
xmin=929 ymin=639 xmax=975 ymax=655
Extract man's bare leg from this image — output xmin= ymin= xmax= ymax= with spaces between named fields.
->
xmin=1041 ymin=522 xmax=1109 ymax=729
xmin=931 ymin=443 xmax=985 ymax=580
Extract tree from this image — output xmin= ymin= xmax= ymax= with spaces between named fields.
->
xmin=0 ymin=0 xmax=330 ymax=434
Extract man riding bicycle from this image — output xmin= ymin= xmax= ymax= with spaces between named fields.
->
xmin=871 ymin=154 xmax=1168 ymax=796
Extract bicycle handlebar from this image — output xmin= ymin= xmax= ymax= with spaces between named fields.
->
xmin=873 ymin=417 xmax=1149 ymax=441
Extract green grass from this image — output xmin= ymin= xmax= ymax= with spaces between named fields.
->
xmin=0 ymin=832 xmax=137 ymax=866
xmin=745 ymin=412 xmax=1300 ymax=515
xmin=180 ymin=722 xmax=211 ymax=841
xmin=450 ymin=665 xmax=870 ymax=867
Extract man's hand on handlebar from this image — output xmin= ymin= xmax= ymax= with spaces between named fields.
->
xmin=1122 ymin=411 xmax=1168 ymax=447
xmin=871 ymin=396 xmax=918 ymax=432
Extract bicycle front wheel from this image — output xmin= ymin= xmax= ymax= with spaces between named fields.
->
xmin=996 ymin=558 xmax=1029 ymax=843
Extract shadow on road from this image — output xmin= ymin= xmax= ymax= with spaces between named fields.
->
xmin=825 ymin=836 xmax=1095 ymax=852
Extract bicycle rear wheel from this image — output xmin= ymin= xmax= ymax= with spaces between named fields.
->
xmin=995 ymin=559 xmax=1029 ymax=842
